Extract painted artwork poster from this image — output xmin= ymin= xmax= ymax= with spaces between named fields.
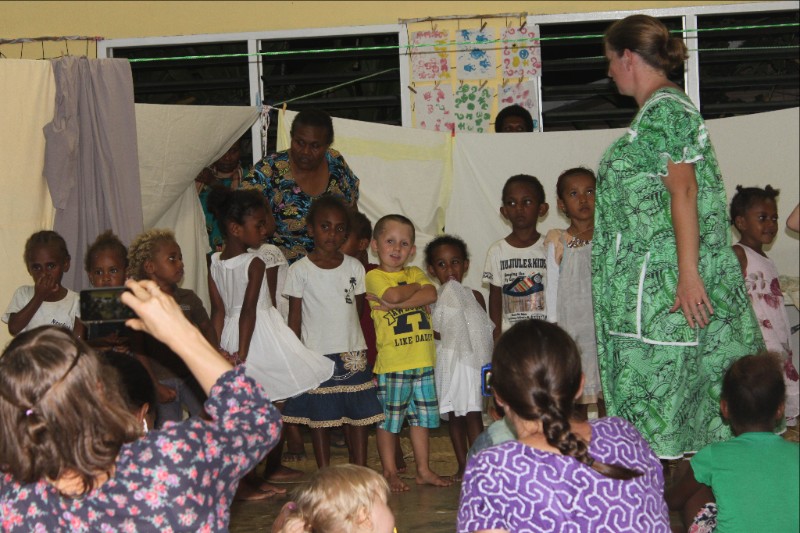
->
xmin=456 ymin=28 xmax=495 ymax=80
xmin=499 ymin=81 xmax=539 ymax=130
xmin=415 ymin=86 xmax=455 ymax=132
xmin=454 ymin=84 xmax=492 ymax=133
xmin=411 ymin=30 xmax=451 ymax=82
xmin=502 ymin=25 xmax=542 ymax=78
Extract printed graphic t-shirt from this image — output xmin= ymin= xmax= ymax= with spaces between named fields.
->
xmin=482 ymin=238 xmax=548 ymax=333
xmin=365 ymin=266 xmax=436 ymax=374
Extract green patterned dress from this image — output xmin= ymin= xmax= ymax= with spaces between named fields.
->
xmin=592 ymin=88 xmax=764 ymax=458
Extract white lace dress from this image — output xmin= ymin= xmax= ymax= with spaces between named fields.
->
xmin=432 ymin=281 xmax=494 ymax=417
xmin=210 ymin=245 xmax=333 ymax=401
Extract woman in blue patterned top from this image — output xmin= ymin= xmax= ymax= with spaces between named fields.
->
xmin=242 ymin=109 xmax=360 ymax=265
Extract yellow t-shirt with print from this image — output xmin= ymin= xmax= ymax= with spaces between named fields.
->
xmin=365 ymin=266 xmax=435 ymax=374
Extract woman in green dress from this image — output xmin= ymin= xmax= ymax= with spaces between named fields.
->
xmin=592 ymin=15 xmax=763 ymax=458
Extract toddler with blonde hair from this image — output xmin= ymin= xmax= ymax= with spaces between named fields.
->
xmin=273 ymin=464 xmax=395 ymax=533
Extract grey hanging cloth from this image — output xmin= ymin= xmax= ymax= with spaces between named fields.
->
xmin=43 ymin=56 xmax=143 ymax=291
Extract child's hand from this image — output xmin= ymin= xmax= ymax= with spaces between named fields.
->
xmin=156 ymin=382 xmax=178 ymax=403
xmin=366 ymin=292 xmax=395 ymax=312
xmin=33 ymin=273 xmax=59 ymax=300
xmin=272 ymin=502 xmax=303 ymax=533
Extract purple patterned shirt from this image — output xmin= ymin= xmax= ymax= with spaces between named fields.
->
xmin=457 ymin=417 xmax=670 ymax=532
xmin=1 ymin=366 xmax=280 ymax=532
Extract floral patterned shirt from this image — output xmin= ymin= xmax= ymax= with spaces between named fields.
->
xmin=242 ymin=148 xmax=359 ymax=264
xmin=0 ymin=366 xmax=280 ymax=532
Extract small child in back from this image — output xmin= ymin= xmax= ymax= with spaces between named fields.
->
xmin=483 ymin=174 xmax=550 ymax=341
xmin=3 ymin=230 xmax=84 ymax=339
xmin=127 ymin=228 xmax=216 ymax=428
xmin=366 ymin=214 xmax=452 ymax=492
xmin=272 ymin=464 xmax=395 ymax=533
xmin=425 ymin=235 xmax=493 ymax=480
xmin=340 ymin=209 xmax=379 ymax=369
xmin=545 ymin=167 xmax=604 ymax=419
xmin=667 ymin=353 xmax=800 ymax=532
xmin=731 ymin=185 xmax=798 ymax=425
xmin=83 ymin=230 xmax=130 ymax=347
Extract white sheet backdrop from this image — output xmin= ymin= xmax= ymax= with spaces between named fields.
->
xmin=135 ymin=104 xmax=258 ymax=311
xmin=447 ymin=108 xmax=800 ymax=296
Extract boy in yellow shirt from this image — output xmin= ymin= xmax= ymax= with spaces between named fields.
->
xmin=366 ymin=214 xmax=452 ymax=492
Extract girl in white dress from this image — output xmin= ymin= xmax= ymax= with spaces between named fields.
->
xmin=424 ymin=235 xmax=494 ymax=480
xmin=206 ymin=188 xmax=333 ymax=497
xmin=545 ymin=167 xmax=604 ymax=420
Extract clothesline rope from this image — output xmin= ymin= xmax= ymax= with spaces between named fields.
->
xmin=121 ymin=22 xmax=799 ymax=64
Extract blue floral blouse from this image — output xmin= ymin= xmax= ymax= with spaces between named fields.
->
xmin=0 ymin=366 xmax=280 ymax=532
xmin=242 ymin=149 xmax=360 ymax=264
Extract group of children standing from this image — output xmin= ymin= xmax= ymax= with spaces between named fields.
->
xmin=2 ymin=169 xmax=797 ymax=512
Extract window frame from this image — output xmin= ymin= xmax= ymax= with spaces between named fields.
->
xmin=528 ymin=1 xmax=798 ymax=130
xmin=98 ymin=2 xmax=797 ymax=144
xmin=99 ymin=24 xmax=410 ymax=163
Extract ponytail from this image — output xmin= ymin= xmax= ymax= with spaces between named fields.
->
xmin=493 ymin=320 xmax=643 ymax=481
xmin=537 ymin=394 xmax=642 ymax=480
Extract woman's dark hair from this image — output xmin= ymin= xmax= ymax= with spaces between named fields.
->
xmin=604 ymin=14 xmax=687 ymax=75
xmin=492 ymin=320 xmax=642 ymax=480
xmin=206 ymin=188 xmax=267 ymax=237
xmin=100 ymin=352 xmax=156 ymax=413
xmin=84 ymin=230 xmax=128 ymax=273
xmin=721 ymin=353 xmax=785 ymax=432
xmin=502 ymin=174 xmax=546 ymax=205
xmin=348 ymin=209 xmax=373 ymax=241
xmin=291 ymin=108 xmax=335 ymax=145
xmin=494 ymin=104 xmax=534 ymax=133
xmin=424 ymin=234 xmax=469 ymax=267
xmin=307 ymin=195 xmax=349 ymax=228
xmin=24 ymin=230 xmax=70 ymax=265
xmin=555 ymin=167 xmax=596 ymax=201
xmin=729 ymin=184 xmax=780 ymax=224
xmin=0 ymin=327 xmax=141 ymax=496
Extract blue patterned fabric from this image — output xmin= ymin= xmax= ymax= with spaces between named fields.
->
xmin=242 ymin=149 xmax=359 ymax=264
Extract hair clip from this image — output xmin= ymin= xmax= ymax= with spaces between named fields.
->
xmin=586 ymin=457 xmax=595 ymax=467
xmin=25 ymin=408 xmax=35 ymax=417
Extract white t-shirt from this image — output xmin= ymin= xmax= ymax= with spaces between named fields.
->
xmin=482 ymin=238 xmax=548 ymax=333
xmin=2 ymin=286 xmax=80 ymax=333
xmin=283 ymin=255 xmax=366 ymax=354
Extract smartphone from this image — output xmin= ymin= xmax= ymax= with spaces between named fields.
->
xmin=481 ymin=363 xmax=493 ymax=397
xmin=80 ymin=287 xmax=136 ymax=324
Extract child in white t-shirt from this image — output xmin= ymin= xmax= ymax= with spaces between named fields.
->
xmin=483 ymin=174 xmax=550 ymax=340
xmin=3 ymin=230 xmax=83 ymax=338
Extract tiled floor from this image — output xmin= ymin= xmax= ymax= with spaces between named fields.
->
xmin=229 ymin=423 xmax=800 ymax=532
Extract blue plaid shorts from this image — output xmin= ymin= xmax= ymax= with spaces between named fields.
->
xmin=377 ymin=366 xmax=439 ymax=433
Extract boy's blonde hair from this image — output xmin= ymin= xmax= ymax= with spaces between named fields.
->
xmin=127 ymin=229 xmax=177 ymax=281
xmin=289 ymin=464 xmax=390 ymax=532
xmin=372 ymin=214 xmax=415 ymax=244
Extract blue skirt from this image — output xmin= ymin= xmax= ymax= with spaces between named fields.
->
xmin=282 ymin=350 xmax=384 ymax=428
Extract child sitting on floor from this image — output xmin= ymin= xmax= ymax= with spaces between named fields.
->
xmin=667 ymin=353 xmax=799 ymax=532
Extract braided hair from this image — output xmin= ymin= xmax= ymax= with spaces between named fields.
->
xmin=491 ymin=320 xmax=642 ymax=480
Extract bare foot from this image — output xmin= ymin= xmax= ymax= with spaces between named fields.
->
xmin=416 ymin=470 xmax=453 ymax=487
xmin=255 ymin=480 xmax=287 ymax=496
xmin=384 ymin=472 xmax=410 ymax=493
xmin=234 ymin=481 xmax=273 ymax=501
xmin=451 ymin=468 xmax=465 ymax=483
xmin=266 ymin=465 xmax=305 ymax=482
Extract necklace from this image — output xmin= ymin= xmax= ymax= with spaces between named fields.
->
xmin=566 ymin=226 xmax=593 ymax=248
